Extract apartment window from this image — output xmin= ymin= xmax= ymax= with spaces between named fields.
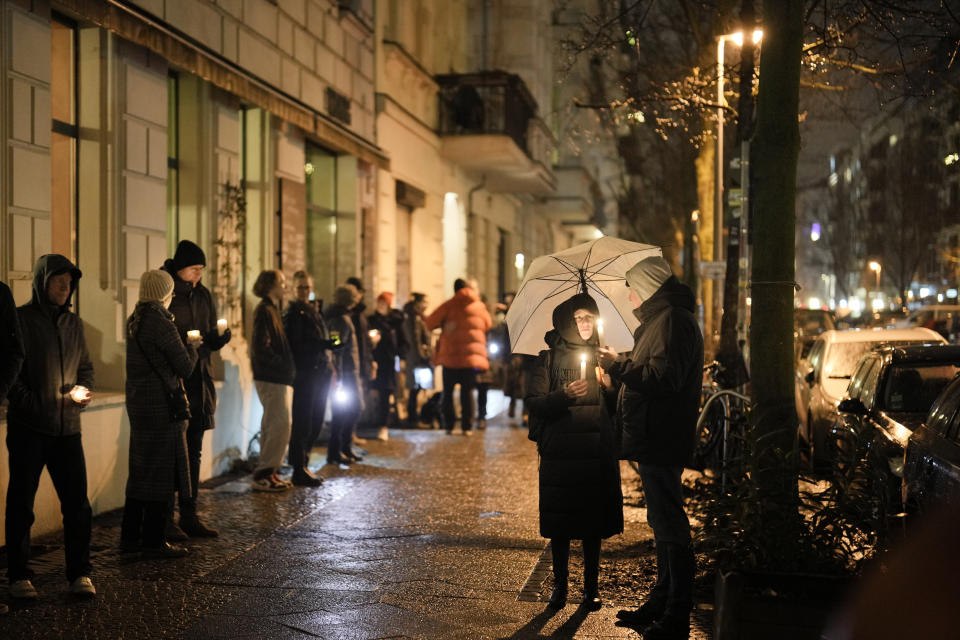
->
xmin=305 ymin=144 xmax=354 ymax=301
xmin=51 ymin=15 xmax=77 ymax=260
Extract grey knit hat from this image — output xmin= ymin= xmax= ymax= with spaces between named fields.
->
xmin=139 ymin=269 xmax=174 ymax=303
xmin=625 ymin=256 xmax=672 ymax=303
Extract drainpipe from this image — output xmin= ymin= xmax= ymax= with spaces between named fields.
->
xmin=468 ymin=175 xmax=487 ymax=280
xmin=481 ymin=0 xmax=491 ymax=70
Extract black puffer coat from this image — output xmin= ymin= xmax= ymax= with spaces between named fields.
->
xmin=526 ymin=294 xmax=623 ymax=541
xmin=161 ymin=261 xmax=230 ymax=430
xmin=125 ymin=302 xmax=198 ymax=501
xmin=607 ymin=276 xmax=703 ymax=467
xmin=7 ymin=255 xmax=94 ymax=437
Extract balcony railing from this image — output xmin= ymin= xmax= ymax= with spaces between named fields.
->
xmin=436 ymin=71 xmax=551 ymax=168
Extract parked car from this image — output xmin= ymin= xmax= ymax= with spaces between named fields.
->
xmin=835 ymin=345 xmax=960 ymax=508
xmin=795 ymin=327 xmax=947 ymax=468
xmin=895 ymin=304 xmax=960 ymax=339
xmin=902 ymin=373 xmax=960 ymax=516
xmin=795 ymin=308 xmax=836 ymax=360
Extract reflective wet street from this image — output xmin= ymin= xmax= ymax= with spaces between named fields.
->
xmin=0 ymin=396 xmax=711 ymax=639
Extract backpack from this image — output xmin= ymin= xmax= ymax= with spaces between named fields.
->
xmin=419 ymin=391 xmax=444 ymax=427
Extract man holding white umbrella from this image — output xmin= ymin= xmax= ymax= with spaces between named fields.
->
xmin=597 ymin=256 xmax=703 ymax=640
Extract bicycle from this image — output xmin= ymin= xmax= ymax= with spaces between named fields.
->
xmin=693 ymin=361 xmax=750 ymax=485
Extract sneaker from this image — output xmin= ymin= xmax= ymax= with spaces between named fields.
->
xmin=69 ymin=576 xmax=96 ymax=597
xmin=291 ymin=472 xmax=324 ymax=487
xmin=377 ymin=426 xmax=389 ymax=441
xmin=252 ymin=475 xmax=288 ymax=492
xmin=464 ymin=430 xmax=474 ymax=437
xmin=272 ymin=473 xmax=293 ymax=488
xmin=10 ymin=579 xmax=37 ymax=600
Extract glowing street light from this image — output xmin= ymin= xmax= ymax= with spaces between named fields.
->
xmin=868 ymin=260 xmax=882 ymax=304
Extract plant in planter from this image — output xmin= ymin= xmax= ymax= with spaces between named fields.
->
xmin=690 ymin=422 xmax=895 ymax=640
xmin=212 ymin=181 xmax=247 ymax=332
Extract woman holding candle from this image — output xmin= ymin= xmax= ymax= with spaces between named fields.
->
xmin=121 ymin=269 xmax=200 ymax=557
xmin=525 ymin=292 xmax=623 ymax=611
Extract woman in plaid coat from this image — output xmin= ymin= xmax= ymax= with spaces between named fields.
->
xmin=121 ymin=270 xmax=199 ymax=557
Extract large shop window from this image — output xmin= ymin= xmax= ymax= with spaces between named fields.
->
xmin=51 ymin=15 xmax=78 ymax=260
xmin=305 ymin=144 xmax=354 ymax=301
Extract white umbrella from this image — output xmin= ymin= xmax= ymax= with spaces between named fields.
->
xmin=506 ymin=237 xmax=662 ymax=355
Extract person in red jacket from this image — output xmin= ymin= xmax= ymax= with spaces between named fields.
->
xmin=425 ymin=279 xmax=492 ymax=435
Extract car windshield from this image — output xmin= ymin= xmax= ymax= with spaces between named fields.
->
xmin=881 ymin=364 xmax=960 ymax=413
xmin=823 ymin=340 xmax=935 ymax=380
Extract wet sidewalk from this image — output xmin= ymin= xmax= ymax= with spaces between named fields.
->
xmin=0 ymin=394 xmax=713 ymax=639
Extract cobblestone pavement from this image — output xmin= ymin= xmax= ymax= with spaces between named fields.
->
xmin=0 ymin=394 xmax=713 ymax=639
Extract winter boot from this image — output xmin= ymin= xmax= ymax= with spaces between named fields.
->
xmin=179 ymin=500 xmax=219 ymax=538
xmin=616 ymin=543 xmax=670 ymax=626
xmin=642 ymin=544 xmax=694 ymax=640
xmin=548 ymin=538 xmax=570 ymax=610
xmin=581 ymin=537 xmax=603 ymax=611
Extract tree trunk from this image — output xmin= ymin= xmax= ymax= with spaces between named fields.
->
xmin=748 ymin=0 xmax=804 ymax=550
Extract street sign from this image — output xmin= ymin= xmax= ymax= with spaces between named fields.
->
xmin=700 ymin=261 xmax=726 ymax=280
xmin=727 ymin=188 xmax=742 ymax=207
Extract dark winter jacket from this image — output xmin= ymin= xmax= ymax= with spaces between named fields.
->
xmin=161 ymin=260 xmax=230 ymax=430
xmin=7 ymin=255 xmax=94 ymax=437
xmin=526 ymin=294 xmax=623 ymax=540
xmin=283 ymin=299 xmax=334 ymax=379
xmin=326 ymin=304 xmax=362 ymax=399
xmin=125 ymin=302 xmax=197 ymax=501
xmin=402 ymin=305 xmax=432 ymax=368
xmin=350 ymin=302 xmax=374 ymax=382
xmin=0 ymin=280 xmax=25 ymax=404
xmin=368 ymin=309 xmax=405 ymax=391
xmin=607 ymin=276 xmax=703 ymax=467
xmin=251 ymin=298 xmax=295 ymax=385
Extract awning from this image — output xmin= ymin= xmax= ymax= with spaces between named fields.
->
xmin=57 ymin=0 xmax=390 ymax=169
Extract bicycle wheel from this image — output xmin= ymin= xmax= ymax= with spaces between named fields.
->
xmin=694 ymin=390 xmax=728 ymax=472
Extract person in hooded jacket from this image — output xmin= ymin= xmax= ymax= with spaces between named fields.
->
xmin=325 ymin=285 xmax=364 ymax=465
xmin=284 ymin=270 xmax=335 ymax=486
xmin=121 ymin=270 xmax=200 ymax=558
xmin=598 ymin=256 xmax=703 ymax=640
xmin=161 ymin=240 xmax=231 ymax=538
xmin=526 ymin=292 xmax=623 ymax=611
xmin=425 ymin=278 xmax=492 ymax=435
xmin=5 ymin=254 xmax=96 ymax=599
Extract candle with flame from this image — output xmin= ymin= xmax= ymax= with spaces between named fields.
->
xmin=217 ymin=318 xmax=228 ymax=335
xmin=187 ymin=329 xmax=201 ymax=344
xmin=580 ymin=353 xmax=587 ymax=380
xmin=596 ymin=318 xmax=605 ymax=346
xmin=70 ymin=385 xmax=90 ymax=404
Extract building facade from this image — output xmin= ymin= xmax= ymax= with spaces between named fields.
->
xmin=0 ymin=0 xmax=607 ymax=540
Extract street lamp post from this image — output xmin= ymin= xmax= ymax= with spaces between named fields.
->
xmin=715 ymin=30 xmax=762 ymax=347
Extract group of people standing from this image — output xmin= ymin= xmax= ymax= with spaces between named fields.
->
xmin=527 ymin=256 xmax=703 ymax=640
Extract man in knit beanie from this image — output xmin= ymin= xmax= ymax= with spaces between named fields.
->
xmin=161 ymin=240 xmax=231 ymax=539
xmin=598 ymin=256 xmax=703 ymax=639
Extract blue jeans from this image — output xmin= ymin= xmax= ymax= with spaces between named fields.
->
xmin=637 ymin=464 xmax=690 ymax=546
